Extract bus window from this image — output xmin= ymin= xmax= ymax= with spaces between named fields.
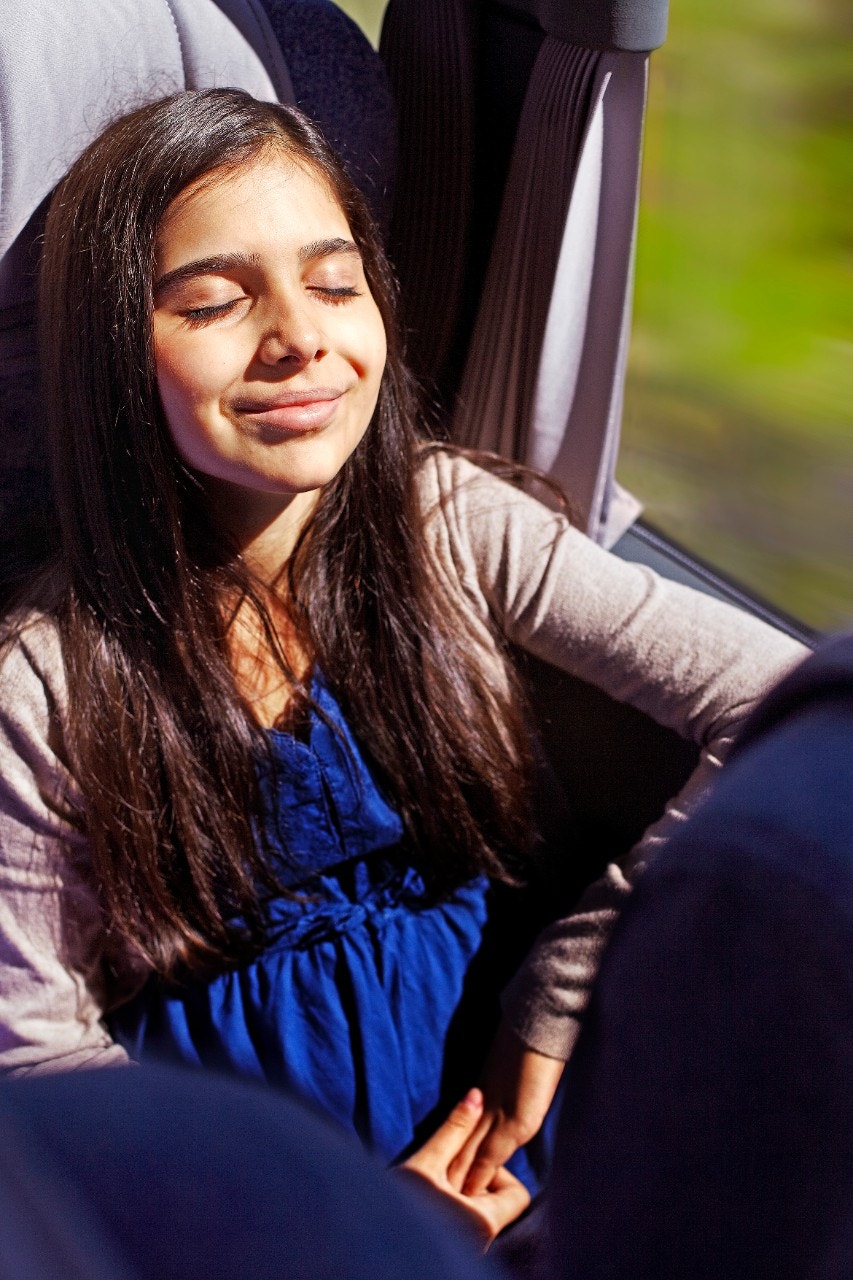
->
xmin=621 ymin=0 xmax=852 ymax=632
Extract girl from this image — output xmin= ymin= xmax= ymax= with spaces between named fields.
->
xmin=0 ymin=90 xmax=803 ymax=1196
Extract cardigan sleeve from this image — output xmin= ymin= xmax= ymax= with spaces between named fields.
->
xmin=421 ymin=451 xmax=808 ymax=1059
xmin=0 ymin=621 xmax=142 ymax=1074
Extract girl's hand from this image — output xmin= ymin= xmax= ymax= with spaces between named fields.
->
xmin=399 ymin=1088 xmax=531 ymax=1247
xmin=449 ymin=1020 xmax=565 ymax=1196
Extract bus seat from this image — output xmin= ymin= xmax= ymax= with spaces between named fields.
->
xmin=381 ymin=0 xmax=669 ymax=546
xmin=0 ymin=1101 xmax=139 ymax=1280
xmin=256 ymin=0 xmax=397 ymax=233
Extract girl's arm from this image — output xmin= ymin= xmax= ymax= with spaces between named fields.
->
xmin=424 ymin=448 xmax=807 ymax=1058
xmin=0 ymin=621 xmax=142 ymax=1074
xmin=422 ymin=450 xmax=807 ymax=1188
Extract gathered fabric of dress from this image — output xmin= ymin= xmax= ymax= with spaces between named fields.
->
xmin=110 ymin=671 xmax=554 ymax=1191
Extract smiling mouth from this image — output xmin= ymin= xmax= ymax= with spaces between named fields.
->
xmin=234 ymin=389 xmax=345 ymax=435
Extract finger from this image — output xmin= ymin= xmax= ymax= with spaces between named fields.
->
xmin=446 ymin=1111 xmax=494 ymax=1192
xmin=404 ymin=1089 xmax=484 ymax=1174
xmin=463 ymin=1126 xmax=523 ymax=1197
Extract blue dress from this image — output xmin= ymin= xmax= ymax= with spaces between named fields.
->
xmin=111 ymin=674 xmax=555 ymax=1191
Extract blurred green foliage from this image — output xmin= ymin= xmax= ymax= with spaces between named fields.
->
xmin=621 ymin=0 xmax=852 ymax=629
xmin=340 ymin=1 xmax=852 ymax=628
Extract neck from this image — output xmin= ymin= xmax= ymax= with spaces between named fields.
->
xmin=203 ymin=482 xmax=319 ymax=727
xmin=205 ymin=481 xmax=321 ymax=581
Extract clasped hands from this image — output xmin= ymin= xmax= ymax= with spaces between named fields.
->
xmin=399 ymin=1020 xmax=565 ymax=1247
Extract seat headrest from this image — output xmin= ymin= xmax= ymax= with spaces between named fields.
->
xmin=0 ymin=0 xmax=283 ymax=282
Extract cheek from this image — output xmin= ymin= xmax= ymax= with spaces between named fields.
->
xmin=152 ymin=351 xmax=217 ymax=468
xmin=156 ymin=339 xmax=200 ymax=398
xmin=357 ymin=332 xmax=386 ymax=424
xmin=358 ymin=312 xmax=387 ymax=393
xmin=154 ymin=339 xmax=223 ymax=435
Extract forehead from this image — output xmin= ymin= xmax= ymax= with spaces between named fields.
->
xmin=155 ymin=152 xmax=352 ymax=266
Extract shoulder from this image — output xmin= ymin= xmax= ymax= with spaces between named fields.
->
xmin=412 ymin=446 xmax=574 ymax=623
xmin=0 ymin=612 xmax=72 ymax=798
xmin=414 ymin=445 xmax=559 ymax=517
xmin=0 ymin=611 xmax=68 ymax=720
xmin=413 ymin=445 xmax=578 ymax=572
xmin=414 ymin=445 xmax=494 ymax=494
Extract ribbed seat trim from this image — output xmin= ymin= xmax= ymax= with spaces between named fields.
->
xmin=381 ymin=0 xmax=477 ymax=389
xmin=453 ymin=39 xmax=598 ymax=462
xmin=452 ymin=41 xmax=648 ymax=544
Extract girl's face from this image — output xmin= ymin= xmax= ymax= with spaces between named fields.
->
xmin=152 ymin=152 xmax=387 ymax=522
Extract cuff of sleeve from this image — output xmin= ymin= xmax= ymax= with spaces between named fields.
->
xmin=500 ymin=984 xmax=583 ymax=1061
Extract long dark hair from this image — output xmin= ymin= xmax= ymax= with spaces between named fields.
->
xmin=24 ymin=89 xmax=535 ymax=978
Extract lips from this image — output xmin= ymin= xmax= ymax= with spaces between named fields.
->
xmin=233 ymin=387 xmax=345 ymax=434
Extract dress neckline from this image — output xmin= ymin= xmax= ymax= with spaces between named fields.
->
xmin=266 ymin=668 xmax=324 ymax=744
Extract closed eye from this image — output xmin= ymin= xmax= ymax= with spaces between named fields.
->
xmin=311 ymin=286 xmax=362 ymax=302
xmin=184 ymin=299 xmax=244 ymax=328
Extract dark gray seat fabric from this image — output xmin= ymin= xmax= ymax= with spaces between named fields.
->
xmin=1 ymin=1064 xmax=506 ymax=1280
xmin=257 ymin=0 xmax=397 ymax=232
xmin=547 ymin=634 xmax=853 ymax=1280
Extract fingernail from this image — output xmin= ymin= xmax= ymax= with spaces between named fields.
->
xmin=461 ymin=1087 xmax=483 ymax=1110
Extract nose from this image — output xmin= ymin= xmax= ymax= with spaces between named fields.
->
xmin=256 ymin=298 xmax=326 ymax=368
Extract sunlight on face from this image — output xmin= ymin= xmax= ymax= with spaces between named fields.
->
xmin=152 ymin=152 xmax=387 ymax=533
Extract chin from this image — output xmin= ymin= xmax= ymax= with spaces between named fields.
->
xmin=263 ymin=459 xmax=349 ymax=495
xmin=265 ymin=436 xmax=363 ymax=492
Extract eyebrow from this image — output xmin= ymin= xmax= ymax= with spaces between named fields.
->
xmin=298 ymin=237 xmax=361 ymax=264
xmin=154 ymin=252 xmax=261 ymax=296
xmin=154 ymin=239 xmax=361 ymax=295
